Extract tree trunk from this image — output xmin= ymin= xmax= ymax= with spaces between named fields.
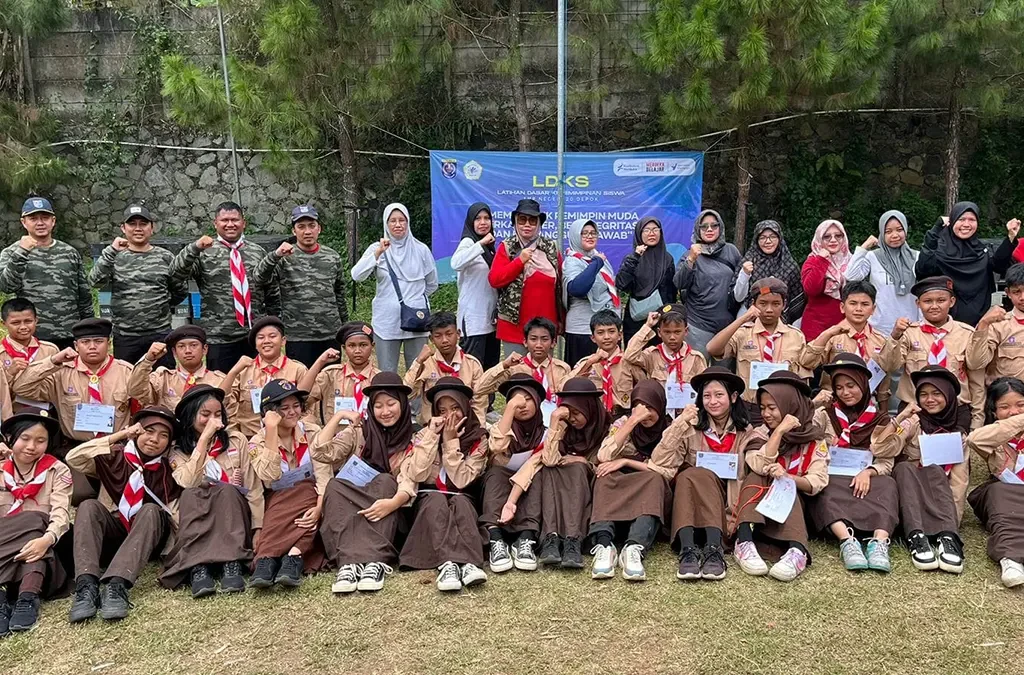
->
xmin=589 ymin=41 xmax=601 ymax=126
xmin=944 ymin=67 xmax=965 ymax=212
xmin=509 ymin=0 xmax=532 ymax=151
xmin=733 ymin=122 xmax=751 ymax=251
xmin=338 ymin=112 xmax=360 ymax=271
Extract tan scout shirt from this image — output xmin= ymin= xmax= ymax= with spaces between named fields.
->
xmin=623 ymin=324 xmax=707 ymax=388
xmin=249 ymin=422 xmax=333 ymax=496
xmin=404 ymin=427 xmax=488 ymax=493
xmin=15 ymin=356 xmax=133 ymax=442
xmin=596 ymin=415 xmax=654 ymax=463
xmin=0 ymin=373 xmax=13 ymax=422
xmin=570 ymin=349 xmax=645 ymax=414
xmin=508 ymin=422 xmax=573 ymax=491
xmin=876 ymin=415 xmax=970 ymax=521
xmin=307 ymin=424 xmax=417 ymax=501
xmin=128 ymin=358 xmax=225 ymax=411
xmin=799 ymin=321 xmax=896 ymax=411
xmin=476 ymin=357 xmax=572 ymax=399
xmin=966 ymin=412 xmax=1024 ymax=478
xmin=229 ymin=355 xmax=308 ymax=438
xmin=744 ymin=430 xmax=829 ymax=496
xmin=304 ymin=362 xmax=380 ymax=425
xmin=168 ymin=429 xmax=264 ymax=529
xmin=967 ymin=312 xmax=1024 ymax=383
xmin=880 ymin=319 xmax=984 ymax=428
xmin=0 ymin=337 xmax=59 ymax=412
xmin=723 ymin=320 xmax=810 ymax=402
xmin=0 ymin=455 xmax=72 ymax=542
xmin=403 ymin=350 xmax=487 ymax=425
xmin=810 ymin=408 xmax=897 ymax=476
xmin=488 ymin=424 xmax=547 ymax=469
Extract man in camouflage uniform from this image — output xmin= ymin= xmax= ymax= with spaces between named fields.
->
xmin=0 ymin=197 xmax=93 ymax=349
xmin=88 ymin=205 xmax=188 ymax=365
xmin=168 ymin=201 xmax=279 ymax=373
xmin=253 ymin=205 xmax=348 ymax=367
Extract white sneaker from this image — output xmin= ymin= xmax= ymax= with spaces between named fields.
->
xmin=461 ymin=563 xmax=488 ymax=588
xmin=488 ymin=538 xmax=513 ymax=574
xmin=356 ymin=562 xmax=392 ymax=592
xmin=511 ymin=538 xmax=538 ymax=571
xmin=733 ymin=541 xmax=768 ymax=576
xmin=436 ymin=561 xmax=462 ymax=592
xmin=1000 ymin=558 xmax=1024 ymax=588
xmin=769 ymin=547 xmax=808 ymax=582
xmin=332 ymin=564 xmax=362 ymax=594
xmin=620 ymin=544 xmax=646 ymax=582
xmin=936 ymin=535 xmax=964 ymax=574
xmin=590 ymin=544 xmax=617 ymax=579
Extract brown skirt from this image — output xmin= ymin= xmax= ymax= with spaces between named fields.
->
xmin=0 ymin=510 xmax=67 ymax=598
xmin=969 ymin=478 xmax=1024 ymax=564
xmin=892 ymin=462 xmax=959 ymax=537
xmin=807 ymin=475 xmax=899 ymax=536
xmin=399 ymin=492 xmax=485 ymax=569
xmin=158 ymin=482 xmax=254 ymax=589
xmin=253 ymin=480 xmax=326 ymax=573
xmin=591 ymin=470 xmax=671 ymax=524
xmin=671 ymin=467 xmax=727 ymax=538
xmin=539 ymin=462 xmax=592 ymax=538
xmin=319 ymin=474 xmax=403 ymax=566
xmin=479 ymin=465 xmax=541 ymax=534
xmin=735 ymin=473 xmax=809 ymax=549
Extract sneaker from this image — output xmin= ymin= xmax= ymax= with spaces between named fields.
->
xmin=999 ymin=558 xmax=1024 ymax=588
xmin=249 ymin=557 xmax=279 ymax=588
xmin=560 ymin=536 xmax=584 ymax=569
xmin=461 ymin=563 xmax=488 ymax=587
xmin=769 ymin=547 xmax=808 ymax=582
xmin=907 ymin=531 xmax=938 ymax=571
xmin=436 ymin=561 xmax=462 ymax=592
xmin=220 ymin=560 xmax=246 ymax=593
xmin=357 ymin=562 xmax=393 ymax=592
xmin=936 ymin=534 xmax=964 ymax=574
xmin=840 ymin=533 xmax=869 ymax=571
xmin=590 ymin=543 xmax=618 ymax=579
xmin=538 ymin=533 xmax=562 ymax=565
xmin=68 ymin=575 xmax=101 ymax=624
xmin=733 ymin=540 xmax=769 ymax=576
xmin=9 ymin=593 xmax=40 ymax=632
xmin=190 ymin=564 xmax=216 ymax=599
xmin=488 ymin=538 xmax=513 ymax=574
xmin=865 ymin=538 xmax=891 ymax=573
xmin=700 ymin=544 xmax=727 ymax=581
xmin=0 ymin=597 xmax=9 ymax=636
xmin=620 ymin=544 xmax=646 ymax=582
xmin=676 ymin=546 xmax=702 ymax=581
xmin=512 ymin=537 xmax=538 ymax=571
xmin=98 ymin=578 xmax=132 ymax=621
xmin=332 ymin=564 xmax=362 ymax=594
xmin=274 ymin=555 xmax=304 ymax=587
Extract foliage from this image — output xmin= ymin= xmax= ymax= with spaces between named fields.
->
xmin=960 ymin=120 xmax=1024 ymax=233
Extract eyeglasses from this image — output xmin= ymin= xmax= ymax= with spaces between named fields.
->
xmin=758 ymin=233 xmax=779 ymax=243
xmin=641 ymin=226 xmax=660 ymax=234
xmin=698 ymin=223 xmax=720 ymax=231
xmin=822 ymin=233 xmax=844 ymax=242
xmin=581 ymin=230 xmax=598 ymax=238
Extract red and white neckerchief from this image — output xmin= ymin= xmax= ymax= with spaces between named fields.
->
xmin=850 ymin=329 xmax=871 ymax=361
xmin=568 ymin=251 xmax=620 ymax=308
xmin=436 ymin=350 xmax=463 ymax=376
xmin=118 ymin=442 xmax=162 ymax=530
xmin=279 ymin=426 xmax=311 ymax=473
xmin=1013 ymin=312 xmax=1024 ymax=327
xmin=600 ymin=353 xmax=623 ymax=411
xmin=1006 ymin=437 xmax=1024 ymax=480
xmin=220 ymin=236 xmax=252 ymax=328
xmin=778 ymin=442 xmax=817 ymax=476
xmin=1 ymin=337 xmax=38 ymax=362
xmin=2 ymin=454 xmax=58 ymax=516
xmin=178 ymin=367 xmax=204 ymax=391
xmin=203 ymin=437 xmax=230 ymax=483
xmin=435 ymin=439 xmax=483 ymax=492
xmin=657 ymin=343 xmax=690 ymax=389
xmin=832 ymin=401 xmax=878 ymax=447
xmin=258 ymin=356 xmax=288 ymax=385
xmin=76 ymin=356 xmax=115 ymax=404
xmin=343 ymin=365 xmax=369 ymax=411
xmin=703 ymin=429 xmax=737 ymax=454
xmin=759 ymin=330 xmax=782 ymax=363
xmin=920 ymin=323 xmax=949 ymax=368
xmin=522 ymin=356 xmax=553 ymax=400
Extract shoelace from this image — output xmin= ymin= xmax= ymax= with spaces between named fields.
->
xmin=13 ymin=595 xmax=35 ymax=615
xmin=624 ymin=545 xmax=644 ymax=566
xmin=939 ymin=536 xmax=963 ymax=558
xmin=362 ymin=562 xmax=393 ymax=579
xmin=105 ymin=584 xmax=133 ymax=608
xmin=909 ymin=533 xmax=931 ymax=555
xmin=589 ymin=544 xmax=613 ymax=559
xmin=192 ymin=566 xmax=211 ymax=582
xmin=438 ymin=562 xmax=460 ymax=581
xmin=337 ymin=564 xmax=363 ymax=583
xmin=563 ymin=538 xmax=581 ymax=556
xmin=868 ymin=538 xmax=890 ymax=556
xmin=489 ymin=540 xmax=509 ymax=558
xmin=704 ymin=546 xmax=725 ymax=566
xmin=223 ymin=561 xmax=244 ymax=577
xmin=516 ymin=539 xmax=536 ymax=556
xmin=255 ymin=558 xmax=276 ymax=575
xmin=680 ymin=547 xmax=700 ymax=564
xmin=781 ymin=548 xmax=806 ymax=568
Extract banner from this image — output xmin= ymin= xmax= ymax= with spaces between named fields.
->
xmin=429 ymin=151 xmax=704 ymax=282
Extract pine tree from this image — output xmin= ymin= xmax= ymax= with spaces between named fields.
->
xmin=638 ymin=0 xmax=891 ymax=249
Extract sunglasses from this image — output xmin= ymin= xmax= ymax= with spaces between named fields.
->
xmin=822 ymin=234 xmax=844 ymax=242
xmin=698 ymin=223 xmax=720 ymax=231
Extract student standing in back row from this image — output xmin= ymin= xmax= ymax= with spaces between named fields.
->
xmin=451 ymin=202 xmax=500 ymax=373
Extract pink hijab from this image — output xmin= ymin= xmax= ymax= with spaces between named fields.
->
xmin=810 ymin=219 xmax=851 ymax=300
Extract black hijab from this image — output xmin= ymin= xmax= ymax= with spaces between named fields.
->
xmin=915 ymin=372 xmax=971 ymax=435
xmin=507 ymin=384 xmax=547 ymax=454
xmin=929 ymin=201 xmax=991 ymax=324
xmin=631 ymin=217 xmax=673 ymax=298
xmin=629 ymin=380 xmax=669 ymax=458
xmin=461 ymin=202 xmax=495 ymax=266
xmin=362 ymin=385 xmax=415 ymax=474
xmin=732 ymin=219 xmax=805 ymax=321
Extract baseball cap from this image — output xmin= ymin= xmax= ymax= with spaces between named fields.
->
xmin=123 ymin=205 xmax=153 ymax=223
xmin=291 ymin=205 xmax=319 ymax=223
xmin=21 ymin=198 xmax=54 ymax=217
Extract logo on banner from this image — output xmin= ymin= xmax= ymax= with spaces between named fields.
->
xmin=441 ymin=159 xmax=458 ymax=179
xmin=464 ymin=160 xmax=483 ymax=180
xmin=613 ymin=158 xmax=697 ymax=177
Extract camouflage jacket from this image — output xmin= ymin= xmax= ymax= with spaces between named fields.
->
xmin=252 ymin=245 xmax=348 ymax=341
xmin=88 ymin=245 xmax=189 ymax=337
xmin=167 ymin=239 xmax=280 ymax=343
xmin=0 ymin=240 xmax=93 ymax=341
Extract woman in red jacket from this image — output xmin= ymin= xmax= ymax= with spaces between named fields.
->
xmin=488 ymin=199 xmax=563 ymax=355
xmin=801 ymin=219 xmax=851 ymax=340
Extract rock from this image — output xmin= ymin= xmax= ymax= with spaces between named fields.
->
xmin=899 ymin=169 xmax=924 ymax=186
xmin=172 ymin=194 xmax=188 ymax=208
xmin=267 ymin=183 xmax=288 ymax=201
xmin=815 ymin=122 xmax=835 ymax=140
xmin=199 ymin=166 xmax=219 ymax=188
xmin=907 ymin=155 xmax=924 ymax=172
xmin=144 ymin=166 xmax=167 ymax=187
xmin=191 ymin=189 xmax=210 ymax=206
xmin=175 ymin=173 xmax=194 ymax=192
xmin=196 ymin=152 xmax=217 ymax=165
xmin=185 ymin=163 xmax=202 ymax=178
xmin=879 ymin=165 xmax=899 ymax=179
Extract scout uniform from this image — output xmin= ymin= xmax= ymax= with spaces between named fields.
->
xmin=799 ymin=320 xmax=897 ymax=411
xmin=724 ymin=318 xmax=809 ymax=403
xmin=966 ymin=412 xmax=1024 ymax=575
xmin=967 ymin=309 xmax=1024 ymax=383
xmin=229 ymin=317 xmax=308 ymax=438
xmin=127 ymin=325 xmax=225 ymax=411
xmin=403 ymin=347 xmax=486 ymax=425
xmin=0 ymin=334 xmax=59 ymax=407
xmin=571 ymin=348 xmax=645 ymax=417
xmin=623 ymin=305 xmax=707 ymax=415
xmin=476 ymin=354 xmax=572 ymax=400
xmin=303 ymin=322 xmax=379 ymax=425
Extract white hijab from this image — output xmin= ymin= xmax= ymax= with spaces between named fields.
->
xmin=382 ymin=202 xmax=433 ymax=282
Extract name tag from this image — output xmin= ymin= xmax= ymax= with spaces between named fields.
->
xmin=695 ymin=451 xmax=738 ymax=480
xmin=74 ymin=403 xmax=115 ymax=434
xmin=665 ymin=375 xmax=696 ymax=410
xmin=828 ymin=447 xmax=873 ymax=477
xmin=249 ymin=387 xmax=263 ymax=413
xmin=334 ymin=396 xmax=358 ymax=424
xmin=919 ymin=432 xmax=964 ymax=467
xmin=270 ymin=463 xmax=314 ymax=492
xmin=748 ymin=361 xmax=790 ymax=389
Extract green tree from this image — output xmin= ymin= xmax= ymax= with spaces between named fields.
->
xmin=638 ymin=0 xmax=891 ymax=249
xmin=891 ymin=0 xmax=1024 ymax=211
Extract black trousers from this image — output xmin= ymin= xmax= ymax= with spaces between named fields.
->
xmin=40 ymin=336 xmax=74 ymax=351
xmin=114 ymin=331 xmax=175 ymax=368
xmin=286 ymin=339 xmax=338 ymax=368
xmin=564 ymin=333 xmax=596 ymax=368
xmin=206 ymin=338 xmax=255 ymax=373
xmin=460 ymin=332 xmax=500 ymax=371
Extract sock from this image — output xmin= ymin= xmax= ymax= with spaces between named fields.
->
xmin=677 ymin=526 xmax=696 ymax=550
xmin=594 ymin=531 xmax=613 ymax=547
xmin=705 ymin=527 xmax=723 ymax=548
xmin=518 ymin=530 xmax=538 ymax=543
xmin=18 ymin=571 xmax=44 ymax=596
xmin=78 ymin=573 xmax=99 ymax=586
xmin=488 ymin=527 xmax=503 ymax=543
xmin=788 ymin=541 xmax=809 ymax=556
xmin=737 ymin=523 xmax=754 ymax=543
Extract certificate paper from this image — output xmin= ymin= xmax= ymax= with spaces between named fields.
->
xmin=249 ymin=387 xmax=263 ymax=413
xmin=73 ymin=403 xmax=115 ymax=434
xmin=748 ymin=361 xmax=790 ymax=390
xmin=695 ymin=451 xmax=739 ymax=480
xmin=867 ymin=359 xmax=887 ymax=393
xmin=336 ymin=454 xmax=381 ymax=487
xmin=755 ymin=476 xmax=797 ymax=523
xmin=540 ymin=400 xmax=557 ymax=427
xmin=665 ymin=376 xmax=697 ymax=410
xmin=270 ymin=464 xmax=314 ymax=492
xmin=919 ymin=432 xmax=964 ymax=467
xmin=507 ymin=450 xmax=533 ymax=472
xmin=827 ymin=447 xmax=873 ymax=477
xmin=334 ymin=396 xmax=357 ymax=424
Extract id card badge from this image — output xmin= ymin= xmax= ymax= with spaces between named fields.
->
xmin=334 ymin=396 xmax=358 ymax=424
xmin=73 ymin=403 xmax=115 ymax=434
xmin=867 ymin=359 xmax=886 ymax=392
xmin=695 ymin=451 xmax=739 ymax=480
xmin=249 ymin=387 xmax=263 ymax=413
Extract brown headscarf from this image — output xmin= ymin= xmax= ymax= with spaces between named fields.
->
xmin=757 ymin=381 xmax=823 ymax=455
xmin=559 ymin=390 xmax=610 ymax=458
xmin=507 ymin=383 xmax=547 ymax=454
xmin=629 ymin=380 xmax=669 ymax=458
xmin=431 ymin=388 xmax=487 ymax=457
xmin=915 ymin=373 xmax=971 ymax=435
xmin=362 ymin=384 xmax=415 ymax=474
xmin=826 ymin=366 xmax=887 ymax=448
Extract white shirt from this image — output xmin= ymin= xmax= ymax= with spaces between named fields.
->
xmin=450 ymin=237 xmax=497 ymax=337
xmin=351 ymin=243 xmax=438 ymax=341
xmin=845 ymin=245 xmax=921 ymax=336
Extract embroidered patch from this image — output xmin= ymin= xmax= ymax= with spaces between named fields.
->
xmin=1010 ymin=336 xmax=1017 ymax=345
xmin=2 ymin=359 xmax=9 ymax=367
xmin=59 ymin=473 xmax=73 ymax=485
xmin=912 ymin=341 xmax=920 ymax=349
xmin=67 ymin=387 xmax=76 ymax=394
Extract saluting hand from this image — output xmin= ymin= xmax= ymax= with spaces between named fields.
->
xmin=146 ymin=342 xmax=167 ymax=362
xmin=428 ymin=416 xmax=445 ymax=434
xmin=518 ymin=248 xmax=534 ymax=265
xmin=891 ymin=317 xmax=911 ymax=340
xmin=812 ymin=390 xmax=833 ymax=408
xmin=317 ymin=348 xmax=341 ymax=365
xmin=17 ymin=236 xmax=37 ymax=251
xmin=123 ymin=422 xmax=146 ymax=441
xmin=635 ymin=244 xmax=648 ymax=256
xmin=777 ymin=414 xmax=802 ymax=434
xmin=263 ymin=410 xmax=282 ymax=430
xmin=646 ymin=311 xmax=660 ymax=329
xmin=480 ymin=233 xmax=495 ymax=246
xmin=112 ymin=237 xmax=130 ymax=252
xmin=276 ymin=241 xmax=294 ymax=257
xmin=373 ymin=239 xmax=391 ymax=259
xmin=53 ymin=347 xmax=77 ymax=364
xmin=861 ymin=236 xmax=879 ymax=250
xmin=201 ymin=416 xmax=224 ymax=439
xmin=503 ymin=352 xmax=523 ymax=368
xmin=416 ymin=343 xmax=434 ymax=365
xmin=979 ymin=306 xmax=1008 ymax=328
xmin=680 ymin=405 xmax=699 ymax=425
xmin=741 ymin=305 xmax=761 ymax=323
xmin=1008 ymin=218 xmax=1021 ymax=241
xmin=232 ymin=355 xmax=253 ymax=372
xmin=196 ymin=235 xmax=215 ymax=250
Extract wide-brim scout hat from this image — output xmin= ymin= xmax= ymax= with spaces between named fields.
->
xmin=756 ymin=369 xmax=812 ymax=397
xmin=425 ymin=376 xmax=474 ymax=404
xmin=910 ymin=365 xmax=961 ymax=398
xmin=248 ymin=316 xmax=286 ymax=351
xmin=554 ymin=377 xmax=602 ymax=398
xmin=174 ymin=384 xmax=225 ymax=419
xmin=259 ymin=379 xmax=309 ymax=413
xmin=498 ymin=372 xmax=547 ymax=402
xmin=822 ymin=352 xmax=872 ymax=379
xmin=132 ymin=405 xmax=177 ymax=439
xmin=690 ymin=366 xmax=745 ymax=396
xmin=361 ymin=371 xmax=412 ymax=399
xmin=512 ymin=198 xmax=547 ymax=226
xmin=2 ymin=409 xmax=60 ymax=441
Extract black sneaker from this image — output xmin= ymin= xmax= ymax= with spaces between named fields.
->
xmin=249 ymin=558 xmax=278 ymax=589
xmin=9 ymin=593 xmax=40 ymax=632
xmin=937 ymin=534 xmax=965 ymax=574
xmin=274 ymin=555 xmax=303 ymax=588
xmin=907 ymin=531 xmax=938 ymax=571
xmin=98 ymin=578 xmax=132 ymax=621
xmin=560 ymin=536 xmax=584 ymax=569
xmin=220 ymin=561 xmax=246 ymax=593
xmin=676 ymin=546 xmax=702 ymax=581
xmin=0 ymin=597 xmax=10 ymax=636
xmin=538 ymin=533 xmax=562 ymax=565
xmin=68 ymin=575 xmax=101 ymax=624
xmin=190 ymin=565 xmax=216 ymax=599
xmin=700 ymin=544 xmax=727 ymax=581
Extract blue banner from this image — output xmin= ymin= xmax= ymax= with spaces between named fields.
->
xmin=429 ymin=151 xmax=704 ymax=282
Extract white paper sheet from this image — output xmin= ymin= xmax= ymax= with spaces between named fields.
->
xmin=919 ymin=432 xmax=964 ymax=467
xmin=334 ymin=396 xmax=357 ymax=424
xmin=73 ymin=403 xmax=115 ymax=434
xmin=867 ymin=359 xmax=886 ymax=393
xmin=695 ymin=451 xmax=739 ymax=480
xmin=748 ymin=361 xmax=790 ymax=390
xmin=249 ymin=387 xmax=263 ymax=413
xmin=755 ymin=475 xmax=797 ymax=523
xmin=665 ymin=375 xmax=697 ymax=410
xmin=827 ymin=447 xmax=874 ymax=477
xmin=336 ymin=454 xmax=381 ymax=487
xmin=270 ymin=463 xmax=314 ymax=492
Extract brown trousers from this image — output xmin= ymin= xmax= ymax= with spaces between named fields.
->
xmin=320 ymin=474 xmax=402 ymax=566
xmin=74 ymin=499 xmax=169 ymax=586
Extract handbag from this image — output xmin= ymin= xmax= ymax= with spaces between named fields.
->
xmin=383 ymin=253 xmax=431 ymax=332
xmin=628 ymin=289 xmax=664 ymax=322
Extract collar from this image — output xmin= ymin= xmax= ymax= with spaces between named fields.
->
xmin=922 ymin=318 xmax=953 ymax=332
xmin=256 ymin=354 xmax=286 ymax=370
xmin=75 ymin=355 xmax=113 ymax=374
xmin=752 ymin=319 xmax=786 ymax=335
xmin=439 ymin=349 xmax=463 ymax=366
xmin=179 ymin=365 xmax=207 ymax=378
xmin=343 ymin=362 xmax=375 ymax=378
xmin=709 ymin=417 xmax=736 ymax=436
xmin=4 ymin=336 xmax=36 ymax=353
xmin=843 ymin=322 xmax=872 ymax=337
xmin=525 ymin=355 xmax=551 ymax=370
xmin=298 ymin=244 xmax=320 ymax=254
